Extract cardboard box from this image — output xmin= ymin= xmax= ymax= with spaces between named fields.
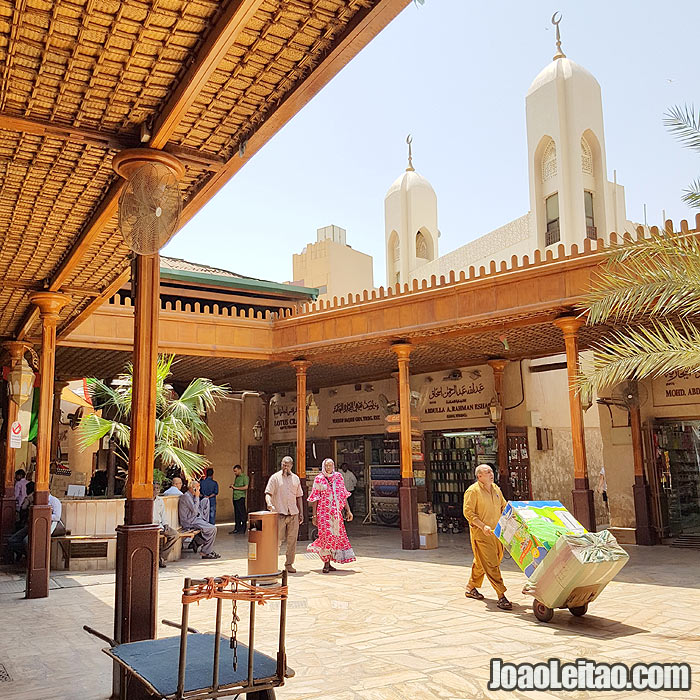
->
xmin=523 ymin=530 xmax=629 ymax=609
xmin=418 ymin=512 xmax=437 ymax=535
xmin=419 ymin=532 xmax=438 ymax=550
xmin=495 ymin=501 xmax=586 ymax=578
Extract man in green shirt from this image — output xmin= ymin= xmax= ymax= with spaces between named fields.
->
xmin=229 ymin=464 xmax=249 ymax=534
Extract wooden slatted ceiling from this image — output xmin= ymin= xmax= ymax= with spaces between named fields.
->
xmin=0 ymin=0 xmax=410 ymax=342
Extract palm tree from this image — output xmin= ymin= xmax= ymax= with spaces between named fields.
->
xmin=579 ymin=230 xmax=700 ymax=397
xmin=578 ymin=104 xmax=700 ymax=396
xmin=664 ymin=104 xmax=700 ymax=208
xmin=77 ymin=355 xmax=230 ymax=479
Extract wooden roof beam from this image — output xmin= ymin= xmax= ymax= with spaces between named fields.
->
xmin=14 ymin=0 xmax=266 ymax=341
xmin=179 ymin=0 xmax=412 ymax=229
xmin=150 ymin=0 xmax=266 ymax=148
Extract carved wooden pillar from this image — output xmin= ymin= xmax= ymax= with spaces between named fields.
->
xmin=630 ymin=401 xmax=656 ymax=545
xmin=51 ymin=380 xmax=69 ymax=463
xmin=0 ymin=342 xmax=27 ymax=562
xmin=262 ymin=394 xmax=271 ymax=481
xmin=487 ymin=358 xmax=511 ymax=500
xmin=291 ymin=360 xmax=310 ymax=541
xmin=392 ymin=343 xmax=419 ymax=550
xmin=26 ymin=292 xmax=70 ymax=599
xmin=554 ymin=316 xmax=595 ymax=531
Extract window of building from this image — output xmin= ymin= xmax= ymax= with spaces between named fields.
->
xmin=545 ymin=193 xmax=560 ymax=246
xmin=584 ymin=190 xmax=596 ymax=239
xmin=416 ymin=231 xmax=429 ymax=259
xmin=581 ymin=137 xmax=593 ymax=175
xmin=541 ymin=139 xmax=557 ymax=183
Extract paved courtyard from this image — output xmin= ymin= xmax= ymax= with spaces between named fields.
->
xmin=0 ymin=524 xmax=699 ymax=699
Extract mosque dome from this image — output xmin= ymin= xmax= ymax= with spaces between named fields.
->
xmin=385 ymin=168 xmax=436 ymax=199
xmin=527 ymin=56 xmax=600 ymax=98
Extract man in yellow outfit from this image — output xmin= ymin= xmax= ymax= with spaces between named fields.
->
xmin=463 ymin=464 xmax=512 ymax=610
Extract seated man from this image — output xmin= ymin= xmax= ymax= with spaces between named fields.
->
xmin=153 ymin=484 xmax=178 ymax=569
xmin=178 ymin=480 xmax=220 ymax=560
xmin=162 ymin=477 xmax=184 ymax=496
xmin=9 ymin=491 xmax=63 ymax=563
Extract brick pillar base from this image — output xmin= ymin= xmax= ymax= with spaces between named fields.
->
xmin=26 ymin=491 xmax=52 ymax=599
xmin=633 ymin=476 xmax=657 ymax=545
xmin=572 ymin=477 xmax=596 ymax=532
xmin=0 ymin=494 xmax=17 ymax=563
xmin=399 ymin=479 xmax=419 ymax=550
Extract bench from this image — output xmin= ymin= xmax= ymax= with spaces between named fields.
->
xmin=51 ymin=534 xmax=117 ymax=571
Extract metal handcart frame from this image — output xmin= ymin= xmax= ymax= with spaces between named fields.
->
xmin=84 ymin=570 xmax=294 ymax=700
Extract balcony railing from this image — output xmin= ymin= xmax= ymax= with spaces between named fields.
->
xmin=586 ymin=225 xmax=597 ymax=240
xmin=545 ymin=220 xmax=560 ymax=247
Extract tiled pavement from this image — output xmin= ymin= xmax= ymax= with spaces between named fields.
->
xmin=1 ymin=524 xmax=699 ymax=699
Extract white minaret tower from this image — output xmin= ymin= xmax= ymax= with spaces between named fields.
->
xmin=384 ymin=136 xmax=439 ymax=286
xmin=526 ymin=13 xmax=615 ymax=249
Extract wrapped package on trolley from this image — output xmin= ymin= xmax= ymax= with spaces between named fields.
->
xmin=522 ymin=529 xmax=629 ymax=610
xmin=494 ymin=501 xmax=586 ymax=577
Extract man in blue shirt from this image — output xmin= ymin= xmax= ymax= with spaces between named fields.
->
xmin=199 ymin=468 xmax=219 ymax=525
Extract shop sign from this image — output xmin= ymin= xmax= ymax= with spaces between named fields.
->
xmin=270 ymin=401 xmax=297 ymax=438
xmin=652 ymin=369 xmax=700 ymax=407
xmin=329 ymin=398 xmax=382 ymax=431
xmin=419 ymin=366 xmax=494 ymax=427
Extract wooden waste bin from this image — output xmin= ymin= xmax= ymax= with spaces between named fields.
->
xmin=248 ymin=510 xmax=279 ymax=576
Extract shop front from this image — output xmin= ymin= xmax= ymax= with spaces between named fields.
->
xmin=647 ymin=371 xmax=700 ymax=538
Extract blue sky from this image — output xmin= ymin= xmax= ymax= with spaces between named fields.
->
xmin=164 ymin=0 xmax=699 ymax=286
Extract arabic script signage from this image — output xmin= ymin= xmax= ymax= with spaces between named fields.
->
xmin=419 ymin=366 xmax=494 ymax=428
xmin=652 ymin=370 xmax=700 ymax=407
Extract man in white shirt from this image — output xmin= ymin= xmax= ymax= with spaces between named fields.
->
xmin=265 ymin=456 xmax=304 ymax=573
xmin=163 ymin=477 xmax=184 ymax=496
xmin=153 ymin=484 xmax=178 ymax=568
xmin=9 ymin=492 xmax=63 ymax=562
xmin=339 ymin=463 xmax=358 ymax=513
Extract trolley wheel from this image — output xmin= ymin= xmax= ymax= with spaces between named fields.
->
xmin=532 ymin=600 xmax=554 ymax=623
xmin=569 ymin=604 xmax=588 ymax=617
xmin=247 ymin=690 xmax=276 ymax=700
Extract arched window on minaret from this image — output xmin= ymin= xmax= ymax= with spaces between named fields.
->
xmin=581 ymin=136 xmax=593 ymax=175
xmin=415 ymin=230 xmax=433 ymax=261
xmin=541 ymin=139 xmax=557 ymax=183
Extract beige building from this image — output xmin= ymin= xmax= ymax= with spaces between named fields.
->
xmin=292 ymin=225 xmax=373 ymax=301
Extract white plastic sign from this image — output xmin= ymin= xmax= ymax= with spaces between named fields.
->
xmin=10 ymin=421 xmax=21 ymax=449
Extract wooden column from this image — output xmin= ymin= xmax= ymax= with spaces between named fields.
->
xmin=113 ymin=254 xmax=160 ymax=699
xmin=487 ymin=359 xmax=511 ymax=500
xmin=262 ymin=394 xmax=271 ymax=481
xmin=554 ymin=316 xmax=595 ymax=531
xmin=291 ymin=360 xmax=310 ymax=541
xmin=26 ymin=292 xmax=69 ymax=599
xmin=51 ymin=380 xmax=69 ymax=462
xmin=392 ymin=343 xmax=419 ymax=550
xmin=0 ymin=342 xmax=27 ymax=562
xmin=630 ymin=402 xmax=656 ymax=545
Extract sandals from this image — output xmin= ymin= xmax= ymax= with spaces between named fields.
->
xmin=201 ymin=552 xmax=221 ymax=560
xmin=496 ymin=596 xmax=513 ymax=610
xmin=322 ymin=562 xmax=337 ymax=573
xmin=465 ymin=588 xmax=485 ymax=600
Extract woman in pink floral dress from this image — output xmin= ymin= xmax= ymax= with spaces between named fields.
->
xmin=307 ymin=458 xmax=356 ymax=573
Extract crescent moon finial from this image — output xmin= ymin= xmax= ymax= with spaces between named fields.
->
xmin=406 ymin=134 xmax=414 ymax=171
xmin=551 ymin=11 xmax=566 ymax=60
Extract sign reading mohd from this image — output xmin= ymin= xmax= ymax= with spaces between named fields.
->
xmin=652 ymin=369 xmax=700 ymax=407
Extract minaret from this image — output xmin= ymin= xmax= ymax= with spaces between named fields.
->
xmin=384 ymin=136 xmax=439 ymax=286
xmin=525 ymin=13 xmax=613 ymax=248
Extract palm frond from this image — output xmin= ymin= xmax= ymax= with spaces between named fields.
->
xmin=76 ymin=413 xmax=131 ymax=450
xmin=154 ymin=443 xmax=209 ymax=479
xmin=682 ymin=178 xmax=700 ymax=209
xmin=85 ymin=377 xmax=132 ymax=417
xmin=664 ymin=104 xmax=700 ymax=154
xmin=584 ymin=232 xmax=700 ymax=323
xmin=579 ymin=320 xmax=700 ymax=398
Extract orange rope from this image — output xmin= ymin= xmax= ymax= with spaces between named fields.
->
xmin=182 ymin=576 xmax=288 ymax=605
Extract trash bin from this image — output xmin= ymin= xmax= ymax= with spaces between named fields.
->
xmin=248 ymin=510 xmax=278 ymax=576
